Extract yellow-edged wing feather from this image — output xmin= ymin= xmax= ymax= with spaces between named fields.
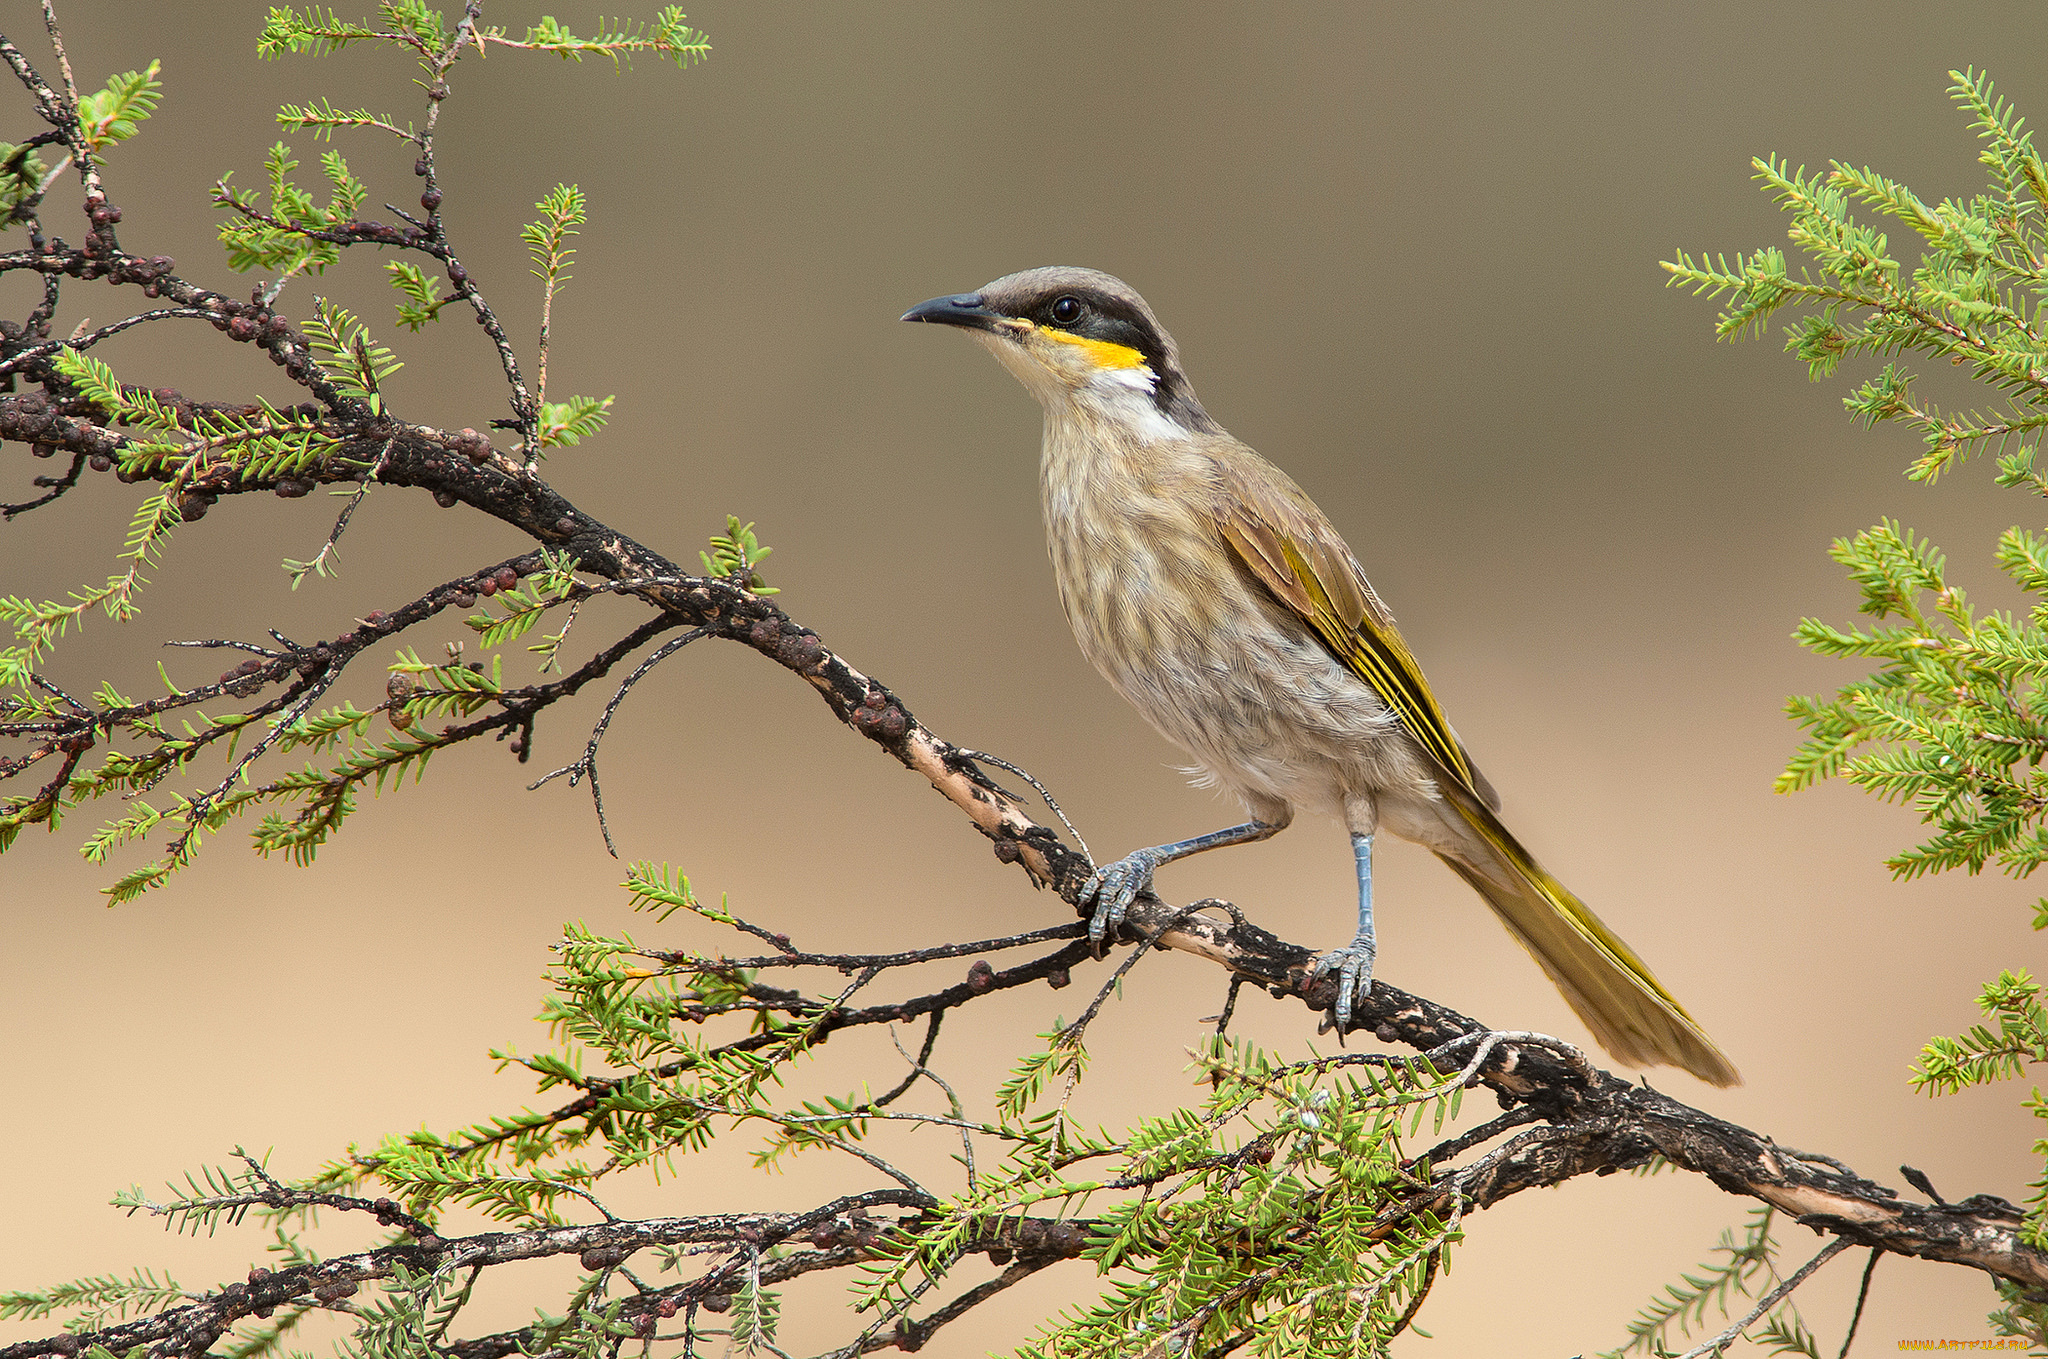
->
xmin=1214 ymin=472 xmax=1738 ymax=1086
xmin=1214 ymin=500 xmax=1475 ymax=792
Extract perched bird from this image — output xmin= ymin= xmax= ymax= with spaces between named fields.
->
xmin=901 ymin=267 xmax=1738 ymax=1087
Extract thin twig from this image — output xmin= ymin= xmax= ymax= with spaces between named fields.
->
xmin=289 ymin=437 xmax=395 ymax=586
xmin=887 ymin=1020 xmax=977 ymax=1189
xmin=0 ymin=308 xmax=219 ymax=375
xmin=871 ymin=1011 xmax=944 ymax=1111
xmin=1062 ymin=901 xmax=1209 ymax=1046
xmin=953 ymin=747 xmax=1089 ymax=862
xmin=1672 ymin=1237 xmax=1855 ymax=1359
xmin=1837 ymin=1248 xmax=1880 ymax=1359
xmin=649 ymin=923 xmax=1084 ymax=973
xmin=860 ymin=1256 xmax=1060 ymax=1357
xmin=1 ymin=448 xmax=86 ymax=518
xmin=1415 ymin=1106 xmax=1542 ymax=1168
xmin=528 ymin=626 xmax=709 ymax=854
xmin=37 ymin=0 xmax=76 ymax=104
xmin=1387 ymin=1245 xmax=1439 ymax=1339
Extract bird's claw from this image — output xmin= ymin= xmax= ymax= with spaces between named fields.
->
xmin=1310 ymin=942 xmax=1377 ymax=1030
xmin=1079 ymin=848 xmax=1165 ymax=953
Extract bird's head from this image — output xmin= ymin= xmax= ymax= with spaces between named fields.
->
xmin=902 ymin=266 xmax=1216 ymax=436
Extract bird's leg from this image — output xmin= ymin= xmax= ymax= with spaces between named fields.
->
xmin=1311 ymin=832 xmax=1378 ymax=1029
xmin=1080 ymin=820 xmax=1279 ymax=952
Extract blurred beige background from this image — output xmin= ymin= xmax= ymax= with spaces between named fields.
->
xmin=2 ymin=0 xmax=2040 ymax=1353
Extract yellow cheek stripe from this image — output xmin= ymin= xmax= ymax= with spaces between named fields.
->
xmin=1039 ymin=327 xmax=1149 ymax=370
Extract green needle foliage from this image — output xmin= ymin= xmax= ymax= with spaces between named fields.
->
xmin=700 ymin=516 xmax=777 ymax=595
xmin=1600 ymin=1207 xmax=1815 ymax=1359
xmin=0 ymin=139 xmax=48 ymax=213
xmin=1 ymin=867 xmax=1470 ymax=1358
xmin=258 ymin=4 xmax=709 ymax=69
xmin=76 ymin=60 xmax=163 ymax=154
xmin=303 ymin=298 xmax=402 ymax=412
xmin=0 ymin=4 xmax=708 ymax=892
xmin=1664 ymin=67 xmax=2048 ymax=1348
xmin=216 ymin=142 xmax=369 ymax=276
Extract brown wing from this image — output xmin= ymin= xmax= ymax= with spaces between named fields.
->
xmin=1212 ymin=458 xmax=1479 ymax=796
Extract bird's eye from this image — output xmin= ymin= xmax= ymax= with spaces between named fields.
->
xmin=1049 ymin=296 xmax=1084 ymax=326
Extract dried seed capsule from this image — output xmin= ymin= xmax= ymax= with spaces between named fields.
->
xmin=579 ymin=1246 xmax=627 ymax=1271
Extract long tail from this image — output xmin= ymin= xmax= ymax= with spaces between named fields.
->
xmin=1437 ymin=784 xmax=1739 ymax=1087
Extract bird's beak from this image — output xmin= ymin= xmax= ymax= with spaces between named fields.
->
xmin=900 ymin=292 xmax=1004 ymax=333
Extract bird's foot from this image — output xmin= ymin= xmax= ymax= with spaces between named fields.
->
xmin=1078 ymin=847 xmax=1167 ymax=953
xmin=1310 ymin=940 xmax=1377 ymax=1030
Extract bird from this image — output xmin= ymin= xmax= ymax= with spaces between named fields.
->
xmin=900 ymin=266 xmax=1738 ymax=1087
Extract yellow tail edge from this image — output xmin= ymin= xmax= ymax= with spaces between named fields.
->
xmin=1442 ymin=789 xmax=1740 ymax=1088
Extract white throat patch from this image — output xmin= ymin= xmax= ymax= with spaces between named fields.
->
xmin=1079 ymin=364 xmax=1188 ymax=444
xmin=970 ymin=328 xmax=1190 ymax=445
